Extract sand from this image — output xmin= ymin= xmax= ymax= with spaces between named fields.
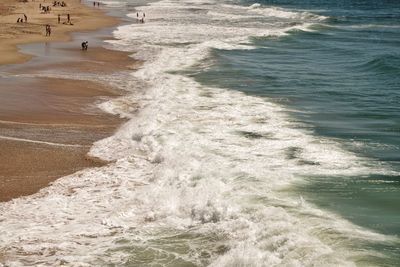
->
xmin=0 ymin=0 xmax=135 ymax=202
xmin=0 ymin=0 xmax=118 ymax=65
xmin=0 ymin=75 xmax=127 ymax=202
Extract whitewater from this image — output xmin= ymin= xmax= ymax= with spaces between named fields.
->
xmin=1 ymin=0 xmax=399 ymax=266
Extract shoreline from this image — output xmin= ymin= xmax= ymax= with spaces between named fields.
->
xmin=0 ymin=0 xmax=136 ymax=202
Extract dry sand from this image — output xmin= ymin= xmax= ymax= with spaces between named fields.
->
xmin=0 ymin=0 xmax=135 ymax=202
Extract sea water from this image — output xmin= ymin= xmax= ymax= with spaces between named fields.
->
xmin=1 ymin=0 xmax=399 ymax=266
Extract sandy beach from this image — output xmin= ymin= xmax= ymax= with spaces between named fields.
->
xmin=0 ymin=0 xmax=118 ymax=65
xmin=0 ymin=0 xmax=135 ymax=201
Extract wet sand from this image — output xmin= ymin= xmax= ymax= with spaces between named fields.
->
xmin=0 ymin=1 xmax=137 ymax=202
xmin=0 ymin=76 xmax=127 ymax=202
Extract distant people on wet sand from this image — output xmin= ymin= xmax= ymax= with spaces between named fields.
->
xmin=17 ymin=14 xmax=28 ymax=23
xmin=45 ymin=24 xmax=51 ymax=36
xmin=61 ymin=13 xmax=73 ymax=25
xmin=16 ymin=15 xmax=27 ymax=23
xmin=81 ymin=41 xmax=88 ymax=50
xmin=136 ymin=12 xmax=146 ymax=23
xmin=93 ymin=1 xmax=100 ymax=7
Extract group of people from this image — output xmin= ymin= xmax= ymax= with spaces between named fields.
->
xmin=40 ymin=4 xmax=51 ymax=13
xmin=53 ymin=1 xmax=67 ymax=7
xmin=136 ymin=12 xmax=145 ymax=23
xmin=55 ymin=13 xmax=72 ymax=25
xmin=16 ymin=14 xmax=27 ymax=23
xmin=19 ymin=1 xmax=104 ymax=50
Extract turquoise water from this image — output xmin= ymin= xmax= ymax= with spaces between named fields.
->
xmin=195 ymin=0 xmax=400 ymax=237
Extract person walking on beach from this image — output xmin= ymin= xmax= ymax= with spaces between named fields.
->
xmin=67 ymin=13 xmax=70 ymax=24
xmin=45 ymin=24 xmax=51 ymax=36
xmin=58 ymin=14 xmax=60 ymax=24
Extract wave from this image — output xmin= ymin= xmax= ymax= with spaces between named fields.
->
xmin=357 ymin=54 xmax=400 ymax=74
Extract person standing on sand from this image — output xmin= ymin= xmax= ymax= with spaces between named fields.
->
xmin=24 ymin=14 xmax=27 ymax=23
xmin=58 ymin=14 xmax=60 ymax=24
xmin=67 ymin=13 xmax=70 ymax=23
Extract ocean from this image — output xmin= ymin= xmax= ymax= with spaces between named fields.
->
xmin=1 ymin=0 xmax=399 ymax=266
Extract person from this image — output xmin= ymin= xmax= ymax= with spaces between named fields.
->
xmin=58 ymin=14 xmax=60 ymax=24
xmin=81 ymin=41 xmax=88 ymax=50
xmin=93 ymin=1 xmax=95 ymax=6
xmin=24 ymin=14 xmax=27 ymax=23
xmin=45 ymin=24 xmax=50 ymax=36
xmin=97 ymin=2 xmax=99 ymax=7
xmin=67 ymin=13 xmax=70 ymax=23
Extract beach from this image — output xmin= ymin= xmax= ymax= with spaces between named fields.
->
xmin=0 ymin=0 xmax=134 ymax=202
xmin=0 ymin=0 xmax=117 ymax=65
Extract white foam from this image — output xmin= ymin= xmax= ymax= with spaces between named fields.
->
xmin=0 ymin=0 xmax=398 ymax=266
xmin=97 ymin=0 xmax=127 ymax=8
